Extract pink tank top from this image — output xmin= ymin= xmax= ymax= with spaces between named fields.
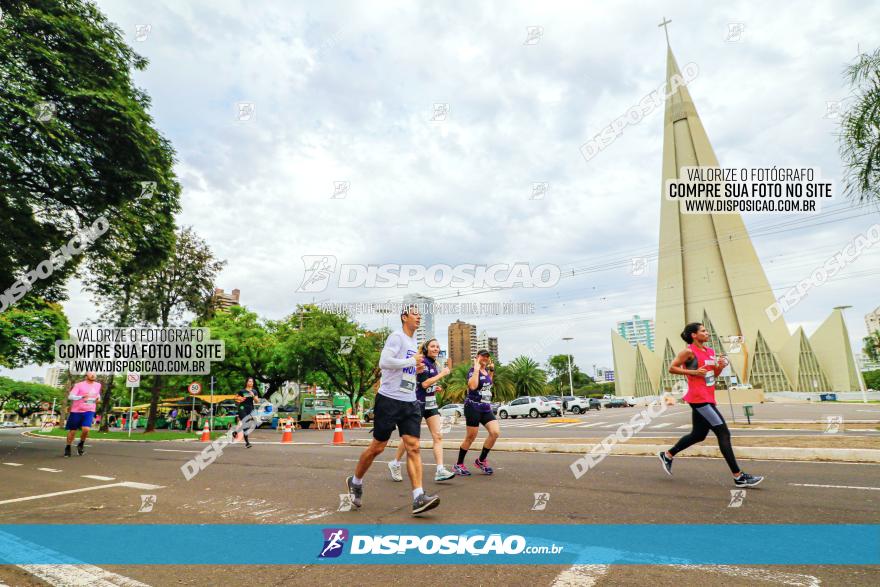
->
xmin=682 ymin=343 xmax=717 ymax=404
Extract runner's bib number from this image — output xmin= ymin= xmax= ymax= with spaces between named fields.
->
xmin=480 ymin=385 xmax=493 ymax=403
xmin=704 ymin=359 xmax=716 ymax=387
xmin=424 ymin=395 xmax=438 ymax=410
xmin=399 ymin=374 xmax=416 ymax=394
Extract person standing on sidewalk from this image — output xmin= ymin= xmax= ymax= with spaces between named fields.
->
xmin=64 ymin=372 xmax=102 ymax=457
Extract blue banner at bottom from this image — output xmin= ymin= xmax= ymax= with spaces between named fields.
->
xmin=0 ymin=525 xmax=877 ymax=565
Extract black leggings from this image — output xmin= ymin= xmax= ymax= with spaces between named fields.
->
xmin=669 ymin=403 xmax=740 ymax=474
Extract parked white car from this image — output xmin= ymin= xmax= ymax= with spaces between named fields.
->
xmin=497 ymin=396 xmax=553 ymax=419
xmin=561 ymin=395 xmax=595 ymax=414
xmin=439 ymin=403 xmax=464 ymax=418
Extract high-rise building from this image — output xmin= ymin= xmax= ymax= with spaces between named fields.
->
xmin=866 ymin=306 xmax=880 ymax=336
xmin=476 ymin=330 xmax=499 ymax=361
xmin=611 ymin=38 xmax=859 ymax=396
xmin=448 ymin=320 xmax=477 ymax=367
xmin=44 ymin=366 xmax=65 ymax=388
xmin=212 ymin=288 xmax=241 ymax=311
xmin=616 ymin=315 xmax=655 ymax=351
xmin=403 ymin=293 xmax=435 ymax=347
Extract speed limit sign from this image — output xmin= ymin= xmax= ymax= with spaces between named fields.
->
xmin=188 ymin=382 xmax=202 ymax=395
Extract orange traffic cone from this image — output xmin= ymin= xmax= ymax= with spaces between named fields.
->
xmin=332 ymin=418 xmax=345 ymax=445
xmin=200 ymin=422 xmax=210 ymax=442
xmin=281 ymin=420 xmax=293 ymax=444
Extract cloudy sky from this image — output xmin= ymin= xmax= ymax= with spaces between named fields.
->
xmin=5 ymin=0 xmax=880 ymax=382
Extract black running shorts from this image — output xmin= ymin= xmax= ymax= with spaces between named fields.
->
xmin=372 ymin=393 xmax=422 ymax=442
xmin=464 ymin=402 xmax=496 ymax=427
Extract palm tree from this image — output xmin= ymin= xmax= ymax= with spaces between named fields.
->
xmin=839 ymin=48 xmax=880 ymax=204
xmin=506 ymin=356 xmax=546 ymax=397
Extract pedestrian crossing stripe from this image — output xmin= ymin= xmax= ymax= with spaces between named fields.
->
xmin=651 ymin=423 xmax=672 ymax=429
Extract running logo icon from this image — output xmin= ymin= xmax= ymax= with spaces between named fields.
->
xmin=728 ymin=489 xmax=746 ymax=508
xmin=531 ymin=492 xmax=550 ymax=511
xmin=298 ymin=255 xmax=337 ymax=292
xmin=318 ymin=528 xmax=349 ymax=558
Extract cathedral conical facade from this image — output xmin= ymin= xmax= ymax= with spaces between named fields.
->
xmin=611 ymin=44 xmax=862 ymax=395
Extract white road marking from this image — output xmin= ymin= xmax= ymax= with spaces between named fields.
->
xmin=650 ymin=423 xmax=672 ymax=429
xmin=18 ymin=565 xmax=152 ymax=587
xmin=601 ymin=423 xmax=620 ymax=428
xmin=82 ymin=475 xmax=115 ymax=481
xmin=558 ymin=423 xmax=582 ymax=428
xmin=669 ymin=564 xmax=820 ymax=586
xmin=579 ymin=422 xmax=606 ymax=428
xmin=551 ymin=564 xmax=609 ymax=586
xmin=789 ymin=483 xmax=880 ymax=491
xmin=677 ymin=425 xmax=691 ymax=429
xmin=0 ymin=530 xmax=151 ymax=586
xmin=0 ymin=481 xmax=163 ymax=506
xmin=2 ymin=462 xmax=23 ymax=466
xmin=37 ymin=468 xmax=61 ymax=473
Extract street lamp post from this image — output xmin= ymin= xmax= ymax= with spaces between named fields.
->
xmin=834 ymin=305 xmax=869 ymax=404
xmin=562 ymin=338 xmax=575 ymax=411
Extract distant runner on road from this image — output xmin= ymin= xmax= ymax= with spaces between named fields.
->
xmin=64 ymin=372 xmax=102 ymax=457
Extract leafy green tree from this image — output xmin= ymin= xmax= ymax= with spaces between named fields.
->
xmin=864 ymin=330 xmax=880 ymax=363
xmin=863 ymin=369 xmax=880 ymax=391
xmin=0 ymin=297 xmax=69 ymax=367
xmin=839 ymin=47 xmax=880 ymax=203
xmin=0 ymin=376 xmax=64 ymax=418
xmin=545 ymin=354 xmax=594 ymax=394
xmin=0 ymin=0 xmax=180 ymax=372
xmin=198 ymin=306 xmax=295 ymax=398
xmin=286 ymin=305 xmax=385 ymax=411
xmin=134 ymin=227 xmax=225 ymax=432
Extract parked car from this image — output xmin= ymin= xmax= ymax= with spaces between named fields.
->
xmin=540 ymin=396 xmax=564 ymax=417
xmin=603 ymin=398 xmax=629 ymax=408
xmin=588 ymin=398 xmax=602 ymax=410
xmin=621 ymin=396 xmax=637 ymax=407
xmin=561 ymin=395 xmax=592 ymax=414
xmin=1 ymin=421 xmax=22 ymax=428
xmin=490 ymin=402 xmax=500 ymax=415
xmin=497 ymin=396 xmax=553 ymax=419
xmin=439 ymin=403 xmax=464 ymax=418
xmin=363 ymin=407 xmax=375 ymax=423
xmin=602 ymin=394 xmax=615 ymax=400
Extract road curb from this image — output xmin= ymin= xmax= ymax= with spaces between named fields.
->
xmin=349 ymin=438 xmax=880 ymax=463
xmin=22 ymin=431 xmax=211 ymax=443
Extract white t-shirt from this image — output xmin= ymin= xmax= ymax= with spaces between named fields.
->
xmin=377 ymin=330 xmax=418 ymax=401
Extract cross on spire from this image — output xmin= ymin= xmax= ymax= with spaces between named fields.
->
xmin=658 ymin=17 xmax=672 ymax=46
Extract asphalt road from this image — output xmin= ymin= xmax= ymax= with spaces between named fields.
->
xmin=1 ymin=426 xmax=878 ymax=586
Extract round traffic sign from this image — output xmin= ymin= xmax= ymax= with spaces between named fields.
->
xmin=126 ymin=372 xmax=141 ymax=385
xmin=188 ymin=382 xmax=202 ymax=395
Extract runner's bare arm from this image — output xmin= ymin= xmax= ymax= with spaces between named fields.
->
xmin=669 ymin=349 xmax=706 ymax=376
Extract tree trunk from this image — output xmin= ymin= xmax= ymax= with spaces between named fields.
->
xmin=99 ymin=374 xmax=115 ymax=432
xmin=145 ymin=374 xmax=162 ymax=433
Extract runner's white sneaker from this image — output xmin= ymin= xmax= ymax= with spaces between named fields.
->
xmin=388 ymin=460 xmax=403 ymax=482
xmin=434 ymin=466 xmax=455 ymax=481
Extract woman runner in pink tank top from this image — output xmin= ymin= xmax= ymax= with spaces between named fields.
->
xmin=658 ymin=322 xmax=764 ymax=488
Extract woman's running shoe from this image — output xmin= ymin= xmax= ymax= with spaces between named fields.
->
xmin=474 ymin=458 xmax=494 ymax=475
xmin=734 ymin=472 xmax=764 ymax=487
xmin=453 ymin=463 xmax=471 ymax=476
xmin=658 ymin=451 xmax=673 ymax=476
xmin=388 ymin=460 xmax=403 ymax=482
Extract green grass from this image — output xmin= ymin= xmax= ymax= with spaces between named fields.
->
xmin=34 ymin=428 xmax=224 ymax=441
